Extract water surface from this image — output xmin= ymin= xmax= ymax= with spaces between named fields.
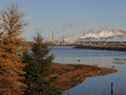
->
xmin=51 ymin=47 xmax=126 ymax=95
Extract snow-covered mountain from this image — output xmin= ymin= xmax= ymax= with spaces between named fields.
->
xmin=62 ymin=29 xmax=126 ymax=44
xmin=79 ymin=29 xmax=126 ymax=41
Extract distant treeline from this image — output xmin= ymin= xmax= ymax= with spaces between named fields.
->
xmin=75 ymin=41 xmax=126 ymax=51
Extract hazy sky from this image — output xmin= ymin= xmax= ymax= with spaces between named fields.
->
xmin=0 ymin=0 xmax=126 ymax=40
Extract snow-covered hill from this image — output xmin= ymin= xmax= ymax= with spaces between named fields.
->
xmin=79 ymin=29 xmax=126 ymax=41
xmin=62 ymin=29 xmax=126 ymax=44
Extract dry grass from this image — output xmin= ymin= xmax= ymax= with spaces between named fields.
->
xmin=48 ymin=63 xmax=117 ymax=91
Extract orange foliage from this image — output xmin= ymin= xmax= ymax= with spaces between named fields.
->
xmin=0 ymin=5 xmax=27 ymax=95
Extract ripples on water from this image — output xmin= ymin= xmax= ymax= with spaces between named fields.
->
xmin=51 ymin=47 xmax=126 ymax=95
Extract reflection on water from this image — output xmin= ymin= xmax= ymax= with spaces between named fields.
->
xmin=113 ymin=58 xmax=126 ymax=64
xmin=64 ymin=64 xmax=126 ymax=95
xmin=51 ymin=47 xmax=126 ymax=95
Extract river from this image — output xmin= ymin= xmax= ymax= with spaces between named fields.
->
xmin=51 ymin=47 xmax=126 ymax=95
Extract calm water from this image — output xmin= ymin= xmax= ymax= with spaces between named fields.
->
xmin=51 ymin=47 xmax=126 ymax=95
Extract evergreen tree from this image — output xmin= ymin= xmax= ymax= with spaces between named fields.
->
xmin=24 ymin=33 xmax=62 ymax=95
xmin=0 ymin=5 xmax=27 ymax=95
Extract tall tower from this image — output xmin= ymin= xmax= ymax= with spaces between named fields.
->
xmin=51 ymin=31 xmax=54 ymax=42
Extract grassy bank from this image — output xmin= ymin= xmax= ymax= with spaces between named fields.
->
xmin=48 ymin=63 xmax=117 ymax=91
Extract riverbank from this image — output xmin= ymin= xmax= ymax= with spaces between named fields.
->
xmin=48 ymin=63 xmax=117 ymax=91
xmin=75 ymin=43 xmax=126 ymax=51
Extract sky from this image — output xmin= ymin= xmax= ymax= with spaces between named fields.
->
xmin=0 ymin=0 xmax=126 ymax=40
